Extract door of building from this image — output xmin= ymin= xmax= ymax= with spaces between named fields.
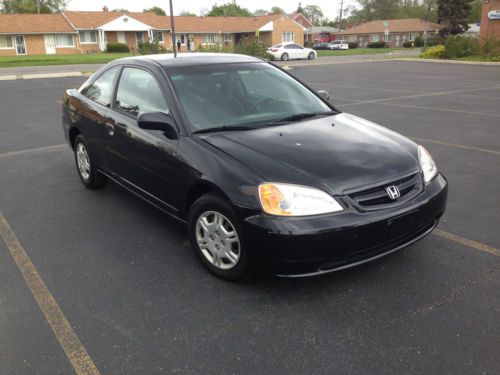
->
xmin=44 ymin=35 xmax=56 ymax=54
xmin=117 ymin=32 xmax=126 ymax=44
xmin=15 ymin=35 xmax=27 ymax=55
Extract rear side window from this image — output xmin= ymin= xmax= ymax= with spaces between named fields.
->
xmin=83 ymin=67 xmax=120 ymax=107
xmin=115 ymin=67 xmax=168 ymax=117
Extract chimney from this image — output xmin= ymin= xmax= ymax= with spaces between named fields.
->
xmin=103 ymin=6 xmax=109 ymax=12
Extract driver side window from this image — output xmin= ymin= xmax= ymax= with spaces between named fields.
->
xmin=115 ymin=67 xmax=169 ymax=117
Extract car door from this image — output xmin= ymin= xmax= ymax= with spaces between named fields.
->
xmin=103 ymin=66 xmax=184 ymax=214
xmin=78 ymin=66 xmax=121 ymax=169
xmin=284 ymin=44 xmax=299 ymax=59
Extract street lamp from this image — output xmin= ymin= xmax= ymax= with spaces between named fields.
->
xmin=169 ymin=0 xmax=177 ymax=57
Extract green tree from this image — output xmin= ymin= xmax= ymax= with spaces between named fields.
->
xmin=179 ymin=10 xmax=196 ymax=16
xmin=143 ymin=6 xmax=166 ymax=16
xmin=303 ymin=4 xmax=324 ymax=26
xmin=437 ymin=0 xmax=472 ymax=34
xmin=1 ymin=0 xmax=67 ymax=13
xmin=467 ymin=0 xmax=481 ymax=23
xmin=207 ymin=2 xmax=252 ymax=17
xmin=253 ymin=9 xmax=268 ymax=16
xmin=270 ymin=6 xmax=285 ymax=14
xmin=297 ymin=2 xmax=304 ymax=13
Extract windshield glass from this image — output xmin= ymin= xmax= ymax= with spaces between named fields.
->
xmin=167 ymin=63 xmax=332 ymax=132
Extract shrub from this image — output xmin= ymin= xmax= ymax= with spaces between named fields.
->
xmin=106 ymin=42 xmax=130 ymax=53
xmin=304 ymin=41 xmax=313 ymax=48
xmin=443 ymin=35 xmax=480 ymax=58
xmin=348 ymin=41 xmax=358 ymax=49
xmin=235 ymin=37 xmax=272 ymax=59
xmin=426 ymin=36 xmax=439 ymax=47
xmin=367 ymin=41 xmax=386 ymax=48
xmin=138 ymin=40 xmax=166 ymax=55
xmin=414 ymin=36 xmax=424 ymax=47
xmin=402 ymin=41 xmax=414 ymax=48
xmin=481 ymin=35 xmax=500 ymax=57
xmin=197 ymin=44 xmax=234 ymax=53
xmin=420 ymin=45 xmax=445 ymax=59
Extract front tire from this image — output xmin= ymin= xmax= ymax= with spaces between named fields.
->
xmin=308 ymin=52 xmax=316 ymax=60
xmin=188 ymin=193 xmax=251 ymax=281
xmin=73 ymin=135 xmax=107 ymax=189
xmin=281 ymin=53 xmax=289 ymax=61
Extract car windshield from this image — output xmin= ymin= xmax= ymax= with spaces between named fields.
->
xmin=167 ymin=63 xmax=333 ymax=132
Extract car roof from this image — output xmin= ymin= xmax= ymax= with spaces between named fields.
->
xmin=112 ymin=53 xmax=263 ymax=69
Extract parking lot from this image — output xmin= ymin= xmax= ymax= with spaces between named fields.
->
xmin=1 ymin=60 xmax=499 ymax=374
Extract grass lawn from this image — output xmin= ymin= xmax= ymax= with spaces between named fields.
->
xmin=0 ymin=53 xmax=133 ymax=68
xmin=317 ymin=48 xmax=418 ymax=57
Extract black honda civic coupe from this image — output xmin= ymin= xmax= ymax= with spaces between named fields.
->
xmin=62 ymin=53 xmax=447 ymax=280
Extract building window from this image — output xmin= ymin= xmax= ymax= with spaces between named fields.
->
xmin=347 ymin=35 xmax=356 ymax=43
xmin=153 ymin=31 xmax=163 ymax=43
xmin=202 ymin=34 xmax=216 ymax=44
xmin=282 ymin=32 xmax=294 ymax=43
xmin=55 ymin=34 xmax=74 ymax=47
xmin=370 ymin=34 xmax=379 ymax=42
xmin=0 ymin=35 xmax=14 ymax=48
xmin=409 ymin=33 xmax=418 ymax=41
xmin=223 ymin=33 xmax=232 ymax=43
xmin=78 ymin=31 xmax=97 ymax=44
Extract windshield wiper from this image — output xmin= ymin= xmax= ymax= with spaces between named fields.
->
xmin=271 ymin=111 xmax=336 ymax=124
xmin=192 ymin=125 xmax=258 ymax=134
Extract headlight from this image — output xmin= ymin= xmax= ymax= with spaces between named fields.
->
xmin=418 ymin=145 xmax=438 ymax=183
xmin=258 ymin=183 xmax=343 ymax=216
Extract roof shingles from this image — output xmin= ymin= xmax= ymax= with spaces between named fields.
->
xmin=0 ymin=13 xmax=75 ymax=34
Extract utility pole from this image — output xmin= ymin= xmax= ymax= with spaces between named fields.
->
xmin=169 ymin=0 xmax=177 ymax=57
xmin=36 ymin=0 xmax=40 ymax=14
xmin=338 ymin=0 xmax=344 ymax=32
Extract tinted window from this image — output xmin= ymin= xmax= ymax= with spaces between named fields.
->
xmin=115 ymin=67 xmax=168 ymax=117
xmin=83 ymin=67 xmax=120 ymax=107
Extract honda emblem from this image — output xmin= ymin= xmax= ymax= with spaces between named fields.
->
xmin=386 ymin=185 xmax=400 ymax=200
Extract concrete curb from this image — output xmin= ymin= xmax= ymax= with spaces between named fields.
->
xmin=0 ymin=71 xmax=84 ymax=81
xmin=397 ymin=58 xmax=500 ymax=66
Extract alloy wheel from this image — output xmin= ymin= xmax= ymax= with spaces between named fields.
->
xmin=195 ymin=211 xmax=241 ymax=270
xmin=76 ymin=142 xmax=91 ymax=180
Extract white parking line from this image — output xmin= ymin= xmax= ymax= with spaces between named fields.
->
xmin=408 ymin=137 xmax=500 ymax=155
xmin=0 ymin=144 xmax=67 ymax=159
xmin=340 ymin=85 xmax=500 ymax=107
xmin=374 ymin=101 xmax=500 ymax=118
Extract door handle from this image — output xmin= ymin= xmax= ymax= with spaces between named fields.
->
xmin=105 ymin=122 xmax=115 ymax=136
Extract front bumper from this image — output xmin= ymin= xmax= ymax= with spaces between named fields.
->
xmin=239 ymin=174 xmax=448 ymax=276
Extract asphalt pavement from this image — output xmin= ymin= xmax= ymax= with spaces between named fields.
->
xmin=0 ymin=60 xmax=499 ymax=374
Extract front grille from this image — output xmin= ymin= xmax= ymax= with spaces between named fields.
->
xmin=347 ymin=172 xmax=423 ymax=210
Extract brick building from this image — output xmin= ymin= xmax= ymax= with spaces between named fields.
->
xmin=0 ymin=8 xmax=305 ymax=56
xmin=336 ymin=18 xmax=443 ymax=48
xmin=479 ymin=0 xmax=500 ymax=42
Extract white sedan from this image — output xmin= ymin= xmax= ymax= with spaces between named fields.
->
xmin=267 ymin=42 xmax=317 ymax=61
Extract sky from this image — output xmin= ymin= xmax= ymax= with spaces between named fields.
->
xmin=66 ymin=1 xmax=341 ymax=20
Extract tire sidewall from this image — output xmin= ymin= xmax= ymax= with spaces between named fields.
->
xmin=308 ymin=52 xmax=315 ymax=60
xmin=281 ymin=53 xmax=289 ymax=61
xmin=188 ymin=194 xmax=250 ymax=281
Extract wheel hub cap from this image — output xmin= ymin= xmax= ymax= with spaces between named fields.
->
xmin=76 ymin=143 xmax=91 ymax=180
xmin=195 ymin=211 xmax=240 ymax=270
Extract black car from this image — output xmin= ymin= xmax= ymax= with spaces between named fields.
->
xmin=62 ymin=53 xmax=447 ymax=280
xmin=313 ymin=42 xmax=334 ymax=50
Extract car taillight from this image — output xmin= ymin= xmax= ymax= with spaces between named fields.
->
xmin=271 ymin=48 xmax=278 ymax=52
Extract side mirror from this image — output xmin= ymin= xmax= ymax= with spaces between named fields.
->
xmin=317 ymin=90 xmax=330 ymax=101
xmin=138 ymin=112 xmax=178 ymax=140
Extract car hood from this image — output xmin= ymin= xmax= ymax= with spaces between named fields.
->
xmin=200 ymin=113 xmax=419 ymax=194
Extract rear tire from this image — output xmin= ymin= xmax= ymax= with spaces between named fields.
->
xmin=308 ymin=52 xmax=316 ymax=60
xmin=73 ymin=135 xmax=107 ymax=189
xmin=188 ymin=193 xmax=252 ymax=281
xmin=281 ymin=53 xmax=289 ymax=61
